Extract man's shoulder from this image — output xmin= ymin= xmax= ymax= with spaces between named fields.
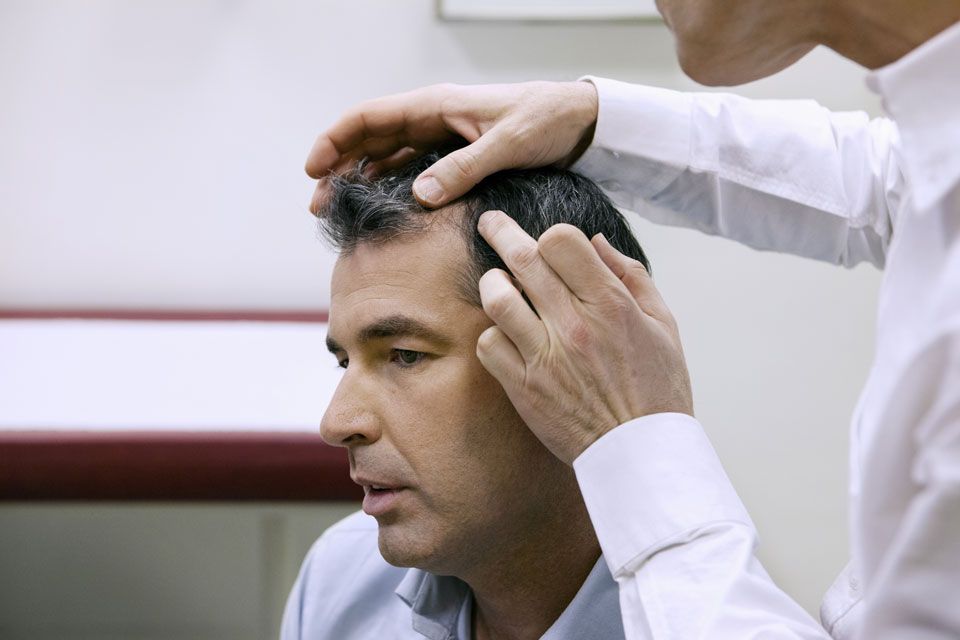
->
xmin=282 ymin=510 xmax=413 ymax=640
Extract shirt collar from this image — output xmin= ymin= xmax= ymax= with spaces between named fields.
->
xmin=395 ymin=568 xmax=470 ymax=640
xmin=541 ymin=556 xmax=625 ymax=640
xmin=866 ymin=19 xmax=960 ymax=214
xmin=393 ymin=557 xmax=625 ymax=640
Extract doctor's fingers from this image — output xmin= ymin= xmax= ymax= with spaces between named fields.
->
xmin=410 ymin=126 xmax=526 ymax=208
xmin=308 ymin=81 xmax=599 ymax=209
xmin=310 ymin=146 xmax=423 ymax=216
xmin=478 ymin=211 xmax=577 ymax=318
xmin=409 ymin=81 xmax=599 ymax=207
xmin=476 ymin=325 xmax=526 ymax=390
xmin=366 ymin=146 xmax=423 ymax=176
xmin=479 ymin=269 xmax=547 ymax=361
xmin=590 ymin=234 xmax=676 ymax=328
xmin=536 ymin=224 xmax=638 ymax=307
xmin=306 ymin=86 xmax=447 ymax=178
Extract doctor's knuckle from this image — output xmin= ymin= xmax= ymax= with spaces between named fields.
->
xmin=620 ymin=262 xmax=650 ymax=289
xmin=476 ymin=328 xmax=500 ymax=354
xmin=508 ymin=121 xmax=540 ymax=148
xmin=524 ymin=375 xmax=553 ymax=405
xmin=624 ymin=260 xmax=650 ymax=282
xmin=431 ymin=82 xmax=462 ymax=106
xmin=483 ymin=289 xmax=515 ymax=320
xmin=429 ymin=82 xmax=458 ymax=95
xmin=447 ymin=149 xmax=481 ymax=181
xmin=565 ymin=318 xmax=595 ymax=354
xmin=603 ymin=291 xmax=637 ymax=322
xmin=506 ymin=243 xmax=541 ymax=274
xmin=537 ymin=224 xmax=580 ymax=255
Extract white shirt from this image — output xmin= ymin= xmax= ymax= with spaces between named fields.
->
xmin=571 ymin=20 xmax=960 ymax=640
xmin=280 ymin=510 xmax=626 ymax=640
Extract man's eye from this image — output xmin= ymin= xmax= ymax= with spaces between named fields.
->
xmin=391 ymin=349 xmax=424 ymax=367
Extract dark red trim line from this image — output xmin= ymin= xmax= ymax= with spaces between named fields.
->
xmin=0 ymin=309 xmax=329 ymax=323
xmin=0 ymin=431 xmax=360 ymax=502
xmin=0 ymin=312 xmax=344 ymax=501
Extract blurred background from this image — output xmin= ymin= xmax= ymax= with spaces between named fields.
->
xmin=0 ymin=1 xmax=882 ymax=639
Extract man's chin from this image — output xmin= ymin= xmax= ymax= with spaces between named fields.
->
xmin=376 ymin=522 xmax=438 ymax=570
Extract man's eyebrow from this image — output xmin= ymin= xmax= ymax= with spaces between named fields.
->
xmin=325 ymin=314 xmax=453 ymax=354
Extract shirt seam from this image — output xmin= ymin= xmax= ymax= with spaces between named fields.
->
xmin=692 ymin=161 xmax=852 ymax=222
xmin=609 ymin=518 xmax=755 ymax=578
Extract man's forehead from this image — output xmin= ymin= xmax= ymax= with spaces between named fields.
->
xmin=328 ymin=221 xmax=477 ymax=341
xmin=332 ymin=221 xmax=465 ymax=292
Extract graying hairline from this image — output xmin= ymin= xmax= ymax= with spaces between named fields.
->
xmin=331 ymin=201 xmax=486 ymax=309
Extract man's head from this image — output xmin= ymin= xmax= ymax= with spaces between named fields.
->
xmin=317 ymin=150 xmax=648 ymax=576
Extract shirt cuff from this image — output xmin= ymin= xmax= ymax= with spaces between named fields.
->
xmin=571 ymin=76 xmax=694 ymax=198
xmin=573 ymin=413 xmax=754 ymax=575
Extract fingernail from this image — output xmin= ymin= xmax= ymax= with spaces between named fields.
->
xmin=413 ymin=176 xmax=444 ymax=205
xmin=478 ymin=210 xmax=499 ymax=230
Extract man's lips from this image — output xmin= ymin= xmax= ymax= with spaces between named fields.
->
xmin=352 ymin=475 xmax=410 ymax=516
xmin=359 ymin=485 xmax=408 ymax=517
xmin=351 ymin=475 xmax=407 ymax=492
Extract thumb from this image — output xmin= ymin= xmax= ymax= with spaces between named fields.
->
xmin=412 ymin=130 xmax=510 ymax=208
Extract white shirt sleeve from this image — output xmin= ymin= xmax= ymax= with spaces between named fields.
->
xmin=572 ymin=77 xmax=905 ymax=269
xmin=574 ymin=414 xmax=831 ymax=639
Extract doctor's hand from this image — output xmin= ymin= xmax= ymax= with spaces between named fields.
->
xmin=475 ymin=211 xmax=694 ymax=465
xmin=306 ymin=81 xmax=598 ymax=214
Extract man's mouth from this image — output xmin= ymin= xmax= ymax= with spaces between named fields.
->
xmin=351 ymin=473 xmax=410 ymax=516
xmin=352 ymin=475 xmax=405 ymax=493
xmin=361 ymin=484 xmax=407 ymax=516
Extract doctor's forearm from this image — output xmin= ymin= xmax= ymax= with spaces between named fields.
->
xmin=573 ymin=78 xmax=901 ymax=269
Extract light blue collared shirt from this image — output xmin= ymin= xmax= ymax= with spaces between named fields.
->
xmin=280 ymin=511 xmax=625 ymax=640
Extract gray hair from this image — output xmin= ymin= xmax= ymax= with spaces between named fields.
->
xmin=317 ymin=149 xmax=650 ymax=306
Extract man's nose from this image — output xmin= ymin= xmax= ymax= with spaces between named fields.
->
xmin=320 ymin=374 xmax=382 ymax=447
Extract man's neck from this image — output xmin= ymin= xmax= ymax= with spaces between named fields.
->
xmin=461 ymin=490 xmax=601 ymax=640
xmin=820 ymin=1 xmax=960 ymax=69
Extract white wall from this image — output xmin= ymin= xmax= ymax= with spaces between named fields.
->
xmin=1 ymin=0 xmax=884 ymax=636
